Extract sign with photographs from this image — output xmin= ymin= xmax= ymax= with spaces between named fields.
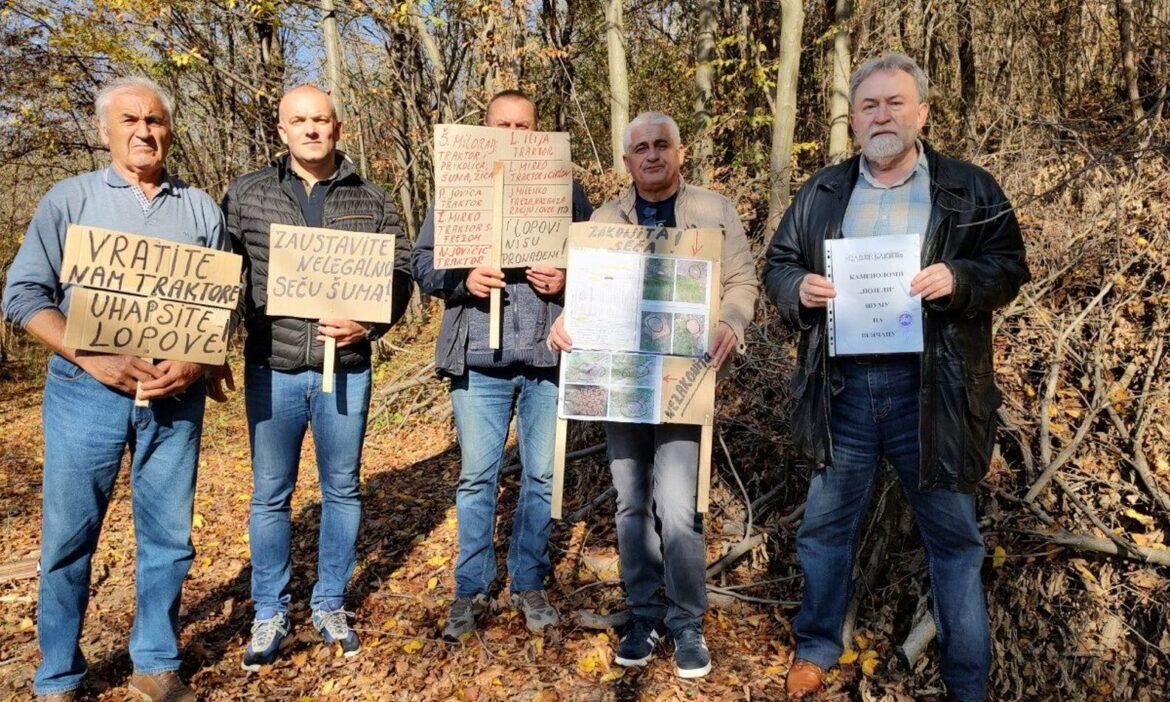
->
xmin=558 ymin=223 xmax=722 ymax=425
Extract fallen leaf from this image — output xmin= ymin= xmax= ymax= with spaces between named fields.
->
xmin=838 ymin=648 xmax=859 ymax=665
xmin=402 ymin=639 xmax=423 ymax=654
xmin=19 ymin=618 xmax=34 ymax=631
xmin=993 ymin=545 xmax=1007 ymax=568
xmin=860 ymin=650 xmax=880 ymax=676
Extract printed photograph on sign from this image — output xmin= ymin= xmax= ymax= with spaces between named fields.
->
xmin=673 ymin=259 xmax=710 ymax=305
xmin=642 ymin=257 xmax=674 ymax=301
xmin=609 ymin=354 xmax=657 ymax=386
xmin=672 ymin=313 xmax=707 ymax=358
xmin=563 ymin=350 xmax=610 ymax=384
xmin=639 ymin=311 xmax=673 ymax=354
xmin=562 ymin=384 xmax=608 ymax=418
xmin=558 ymin=351 xmax=665 ymax=424
xmin=609 ymin=387 xmax=656 ymax=422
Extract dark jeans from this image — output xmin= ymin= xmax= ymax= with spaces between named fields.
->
xmin=607 ymin=423 xmax=707 ymax=632
xmin=793 ymin=357 xmax=990 ymax=702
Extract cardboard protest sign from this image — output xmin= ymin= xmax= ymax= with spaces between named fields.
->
xmin=552 ymin=222 xmax=724 ymax=518
xmin=60 ymin=225 xmax=242 ymax=365
xmin=432 ymin=124 xmax=571 ymax=269
xmin=558 ymin=223 xmax=723 ymax=426
xmin=265 ymin=224 xmax=398 ymax=323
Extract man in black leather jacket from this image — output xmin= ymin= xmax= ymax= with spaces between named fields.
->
xmin=219 ymin=85 xmax=412 ymax=671
xmin=764 ymin=54 xmax=1028 ymax=702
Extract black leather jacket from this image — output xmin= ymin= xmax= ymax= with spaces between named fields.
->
xmin=223 ymin=155 xmax=412 ymax=371
xmin=764 ymin=142 xmax=1030 ymax=492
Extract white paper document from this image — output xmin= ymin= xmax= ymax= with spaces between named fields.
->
xmin=558 ymin=351 xmax=664 ymax=423
xmin=825 ymin=234 xmax=923 ymax=356
xmin=564 ymin=249 xmax=711 ymax=357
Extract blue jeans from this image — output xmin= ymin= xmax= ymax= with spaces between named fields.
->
xmin=794 ymin=357 xmax=990 ymax=702
xmin=36 ymin=355 xmax=203 ymax=695
xmin=449 ymin=366 xmax=558 ymax=598
xmin=245 ymin=363 xmax=370 ymax=614
xmin=607 ymin=423 xmax=707 ymax=632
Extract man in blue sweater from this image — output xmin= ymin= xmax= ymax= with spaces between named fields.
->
xmin=412 ymin=90 xmax=592 ymax=641
xmin=2 ymin=76 xmax=226 ymax=702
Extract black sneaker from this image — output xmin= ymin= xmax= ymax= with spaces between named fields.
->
xmin=673 ymin=623 xmax=711 ymax=678
xmin=442 ymin=593 xmax=490 ymax=642
xmin=614 ymin=616 xmax=667 ymax=666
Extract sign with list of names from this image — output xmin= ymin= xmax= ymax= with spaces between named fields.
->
xmin=432 ymin=124 xmax=572 ymax=269
xmin=59 ymin=225 xmax=242 ymax=365
xmin=824 ymin=233 xmax=923 ymax=356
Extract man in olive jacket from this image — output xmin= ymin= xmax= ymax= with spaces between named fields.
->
xmin=763 ymin=54 xmax=1028 ymax=702
xmin=219 ymin=85 xmax=412 ymax=670
xmin=550 ymin=111 xmax=758 ymax=679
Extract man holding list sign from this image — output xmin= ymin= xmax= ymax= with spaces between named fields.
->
xmin=2 ymin=77 xmax=226 ymax=702
xmin=220 ymin=85 xmax=411 ymax=670
xmin=763 ymin=54 xmax=1029 ymax=701
xmin=412 ymin=90 xmax=592 ymax=642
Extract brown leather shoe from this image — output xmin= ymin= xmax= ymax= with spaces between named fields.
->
xmin=37 ymin=692 xmax=78 ymax=702
xmin=128 ymin=671 xmax=196 ymax=702
xmin=786 ymin=658 xmax=826 ymax=698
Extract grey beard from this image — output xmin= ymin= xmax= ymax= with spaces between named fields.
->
xmin=862 ymin=133 xmax=908 ymax=161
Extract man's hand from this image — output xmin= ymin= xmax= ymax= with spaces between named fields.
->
xmin=317 ymin=319 xmax=369 ymax=348
xmin=910 ymin=263 xmax=954 ymax=301
xmin=74 ymin=352 xmax=163 ymax=395
xmin=548 ymin=313 xmax=573 ymax=353
xmin=205 ymin=364 xmax=236 ymax=403
xmin=706 ymin=321 xmax=738 ymax=370
xmin=466 ymin=266 xmax=506 ymax=298
xmin=527 ymin=266 xmax=565 ymax=295
xmin=799 ymin=273 xmax=837 ymax=309
xmin=137 ymin=360 xmax=206 ymax=400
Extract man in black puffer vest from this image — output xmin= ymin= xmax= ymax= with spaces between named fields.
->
xmin=218 ymin=85 xmax=412 ymax=671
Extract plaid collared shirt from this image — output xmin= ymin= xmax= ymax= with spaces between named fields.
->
xmin=841 ymin=141 xmax=931 ymax=240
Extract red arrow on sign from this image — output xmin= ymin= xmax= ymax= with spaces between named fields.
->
xmin=690 ymin=231 xmax=702 ymax=255
xmin=662 ymin=374 xmax=676 ymax=383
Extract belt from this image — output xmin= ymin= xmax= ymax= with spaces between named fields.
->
xmin=839 ymin=353 xmax=919 ymax=365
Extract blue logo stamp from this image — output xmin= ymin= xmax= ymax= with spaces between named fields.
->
xmin=898 ymin=313 xmax=913 ymax=327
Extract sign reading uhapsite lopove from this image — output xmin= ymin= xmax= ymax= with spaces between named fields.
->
xmin=60 ymin=225 xmax=243 ymax=365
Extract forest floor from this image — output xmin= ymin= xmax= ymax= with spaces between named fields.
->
xmin=0 ymin=312 xmax=1150 ymax=702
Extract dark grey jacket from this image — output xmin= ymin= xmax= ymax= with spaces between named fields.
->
xmin=764 ymin=142 xmax=1030 ymax=492
xmin=223 ymin=155 xmax=412 ymax=370
xmin=412 ymin=182 xmax=592 ymax=377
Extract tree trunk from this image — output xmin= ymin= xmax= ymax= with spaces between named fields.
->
xmin=605 ymin=0 xmax=630 ymax=175
xmin=957 ymin=0 xmax=977 ymax=143
xmin=692 ymin=0 xmax=717 ymax=183
xmin=1116 ymin=0 xmax=1143 ymax=122
xmin=827 ymin=0 xmax=853 ymax=164
xmin=767 ymin=0 xmax=804 ymax=229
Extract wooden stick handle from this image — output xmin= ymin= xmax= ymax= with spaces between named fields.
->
xmin=135 ymin=357 xmax=152 ymax=407
xmin=323 ymin=336 xmax=336 ymax=393
xmin=552 ymin=417 xmax=568 ymax=519
xmin=489 ymin=162 xmax=505 ymax=349
xmin=697 ymin=421 xmax=714 ymax=513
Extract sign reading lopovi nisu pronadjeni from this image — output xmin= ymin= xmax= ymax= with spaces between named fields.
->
xmin=265 ymin=224 xmax=398 ymax=324
xmin=60 ymin=225 xmax=243 ymax=365
xmin=432 ymin=124 xmax=572 ymax=269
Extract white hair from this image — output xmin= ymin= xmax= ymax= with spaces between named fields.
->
xmin=622 ymin=111 xmax=682 ymax=153
xmin=95 ymin=76 xmax=175 ymax=126
xmin=849 ymin=53 xmax=929 ymax=105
